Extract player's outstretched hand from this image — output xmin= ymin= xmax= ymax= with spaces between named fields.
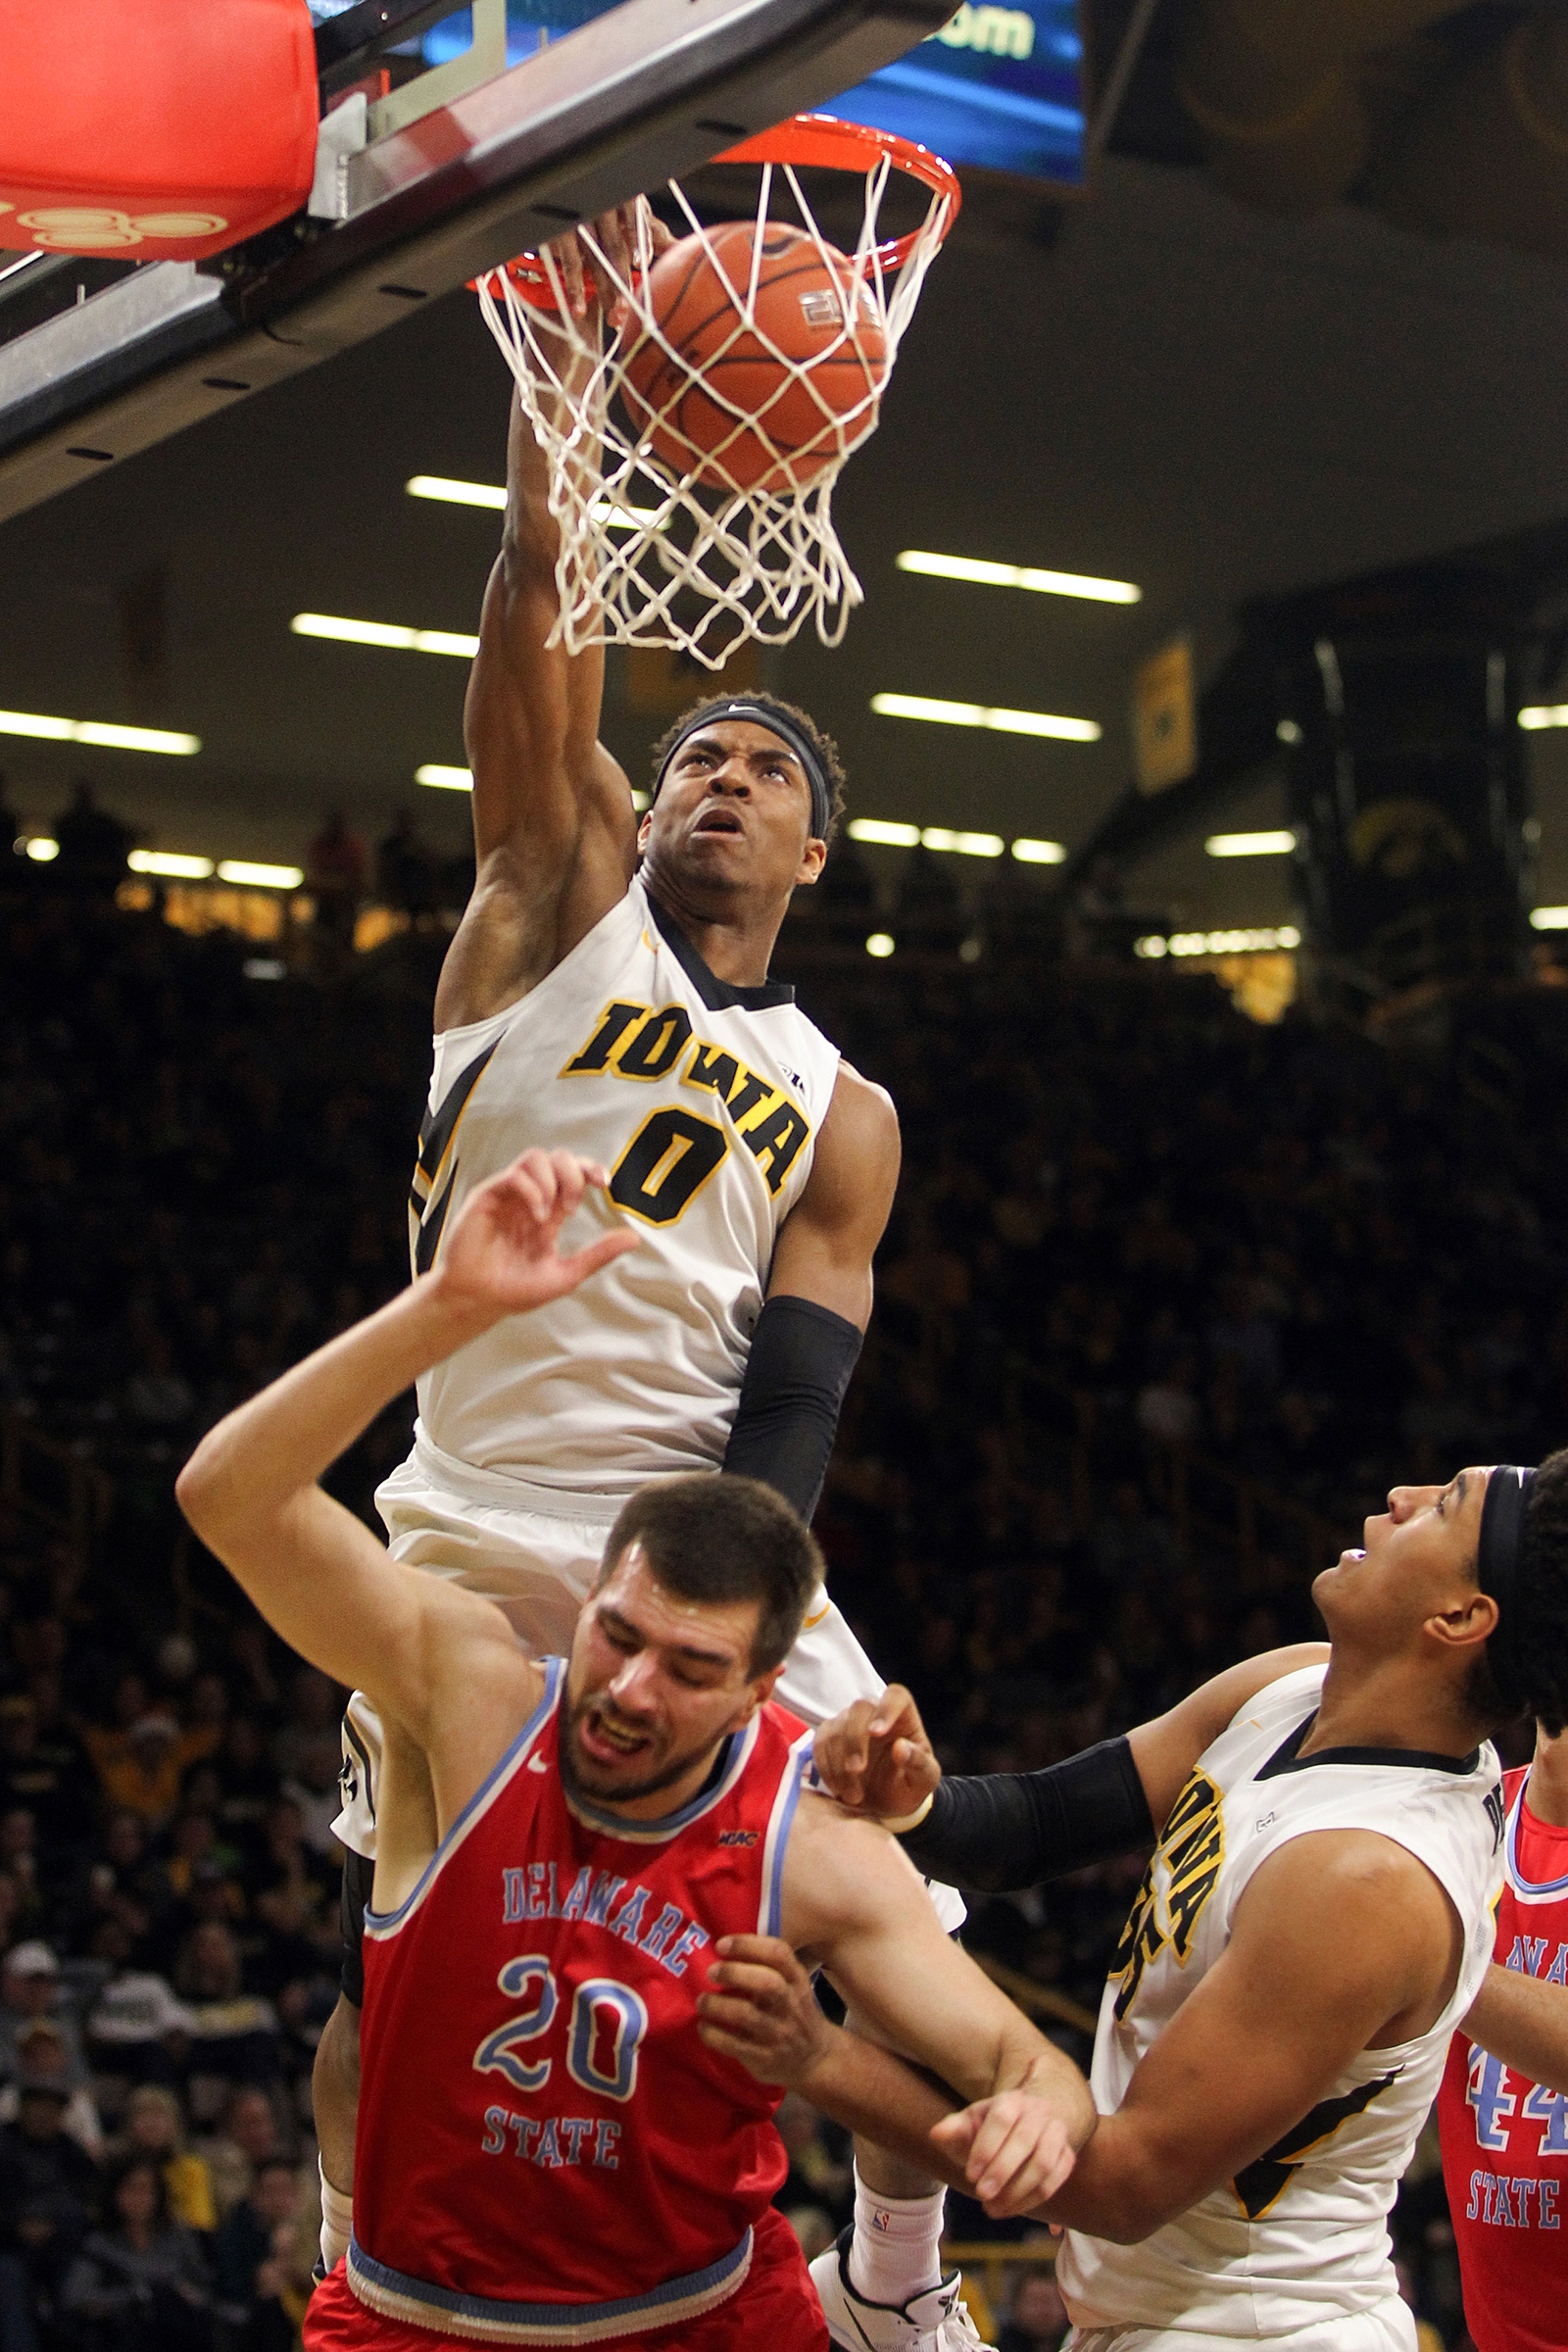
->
xmin=811 ymin=1686 xmax=940 ymax=1822
xmin=696 ymin=1936 xmax=831 ymax=2088
xmin=929 ymin=2089 xmax=1080 ymax=2219
xmin=433 ymin=1149 xmax=637 ymax=1321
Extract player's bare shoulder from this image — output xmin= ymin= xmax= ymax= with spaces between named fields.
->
xmin=803 ymin=1060 xmax=901 ymax=1214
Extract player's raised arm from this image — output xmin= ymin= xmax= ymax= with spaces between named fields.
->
xmin=175 ymin=1150 xmax=637 ymax=1747
xmin=720 ymin=1062 xmax=899 ymax=1518
xmin=442 ymin=209 xmax=661 ymax=1027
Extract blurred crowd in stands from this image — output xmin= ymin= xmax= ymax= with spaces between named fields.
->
xmin=2 ymin=866 xmax=1561 ymax=2349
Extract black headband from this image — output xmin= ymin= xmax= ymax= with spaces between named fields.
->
xmin=1477 ymin=1463 xmax=1536 ymax=1713
xmin=652 ymin=702 xmax=832 ymax=843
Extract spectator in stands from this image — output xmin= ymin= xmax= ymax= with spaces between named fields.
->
xmin=239 ymin=2208 xmax=315 ymax=2351
xmin=50 ymin=779 xmax=134 ymax=900
xmin=114 ymin=2084 xmax=215 ymax=2233
xmin=998 ymin=2262 xmax=1069 ymax=2351
xmin=172 ymin=1925 xmax=279 ymax=2126
xmin=0 ymin=2062 xmax=99 ymax=2317
xmin=80 ymin=1712 xmax=217 ymax=1832
xmin=212 ymin=2154 xmax=299 ymax=2326
xmin=374 ymin=807 xmax=441 ymax=924
xmin=0 ymin=2018 xmax=102 ymax=2162
xmin=85 ymin=1967 xmax=193 ymax=2102
xmin=304 ymin=809 xmax=367 ymax=954
xmin=0 ymin=1943 xmax=81 ymax=2082
xmin=197 ymin=2085 xmax=285 ymax=2226
xmin=58 ymin=2149 xmax=212 ymax=2351
xmin=0 ymin=1813 xmax=44 ymax=1935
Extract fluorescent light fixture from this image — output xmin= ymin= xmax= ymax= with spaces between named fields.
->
xmin=128 ymin=850 xmax=215 ymax=880
xmin=243 ymin=957 xmax=287 ymax=980
xmin=24 ymin=837 xmax=57 ymax=862
xmin=848 ymin=818 xmax=921 ymax=847
xmin=217 ymin=859 xmax=303 ymax=890
xmin=406 ymin=476 xmax=659 ymax=533
xmin=865 ymin=932 xmax=895 ymax=958
xmin=1135 ymin=926 xmax=1300 ymax=958
xmin=1204 ymin=830 xmax=1298 ymax=858
xmin=1012 ymin=838 xmax=1065 ymax=864
xmin=897 ymin=551 xmax=1141 ymax=605
xmin=407 ymin=474 xmax=507 ymax=510
xmin=1520 ymin=706 xmax=1568 ymax=731
xmin=871 ymin=693 xmax=1101 ymax=744
xmin=1531 ymin=906 xmax=1568 ymax=930
xmin=0 ymin=708 xmax=198 ymax=755
xmin=291 ymin=613 xmax=479 ymax=659
xmin=921 ymin=827 xmax=1004 ymax=858
xmin=416 ymin=763 xmax=472 ymax=791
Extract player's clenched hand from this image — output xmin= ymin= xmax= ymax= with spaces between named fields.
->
xmin=811 ymin=1687 xmax=940 ymax=1821
xmin=930 ymin=2090 xmax=1080 ymax=2219
xmin=696 ymin=1936 xmax=831 ymax=2087
xmin=432 ymin=1149 xmax=637 ymax=1320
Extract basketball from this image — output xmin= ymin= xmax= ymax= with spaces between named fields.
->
xmin=619 ymin=220 xmax=889 ymax=495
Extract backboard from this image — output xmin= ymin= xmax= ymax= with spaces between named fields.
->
xmin=0 ymin=0 xmax=956 ymax=526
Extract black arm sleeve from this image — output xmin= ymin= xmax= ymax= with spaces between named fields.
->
xmin=720 ymin=1294 xmax=863 ymax=1521
xmin=896 ymin=1735 xmax=1154 ymax=1895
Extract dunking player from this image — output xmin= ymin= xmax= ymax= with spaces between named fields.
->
xmin=315 ymin=200 xmax=967 ymax=2346
xmin=1438 ymin=1709 xmax=1568 ymax=2352
xmin=177 ymin=1148 xmax=1095 ymax=2352
xmin=783 ymin=1463 xmax=1568 ymax=2351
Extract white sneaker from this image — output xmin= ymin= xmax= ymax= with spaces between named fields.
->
xmin=808 ymin=2228 xmax=995 ymax=2351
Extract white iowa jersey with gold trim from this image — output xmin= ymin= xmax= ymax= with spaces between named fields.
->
xmin=407 ymin=873 xmax=840 ymax=1495
xmin=1057 ymin=1665 xmax=1505 ymax=2339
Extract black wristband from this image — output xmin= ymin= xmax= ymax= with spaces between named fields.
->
xmin=721 ymin=1294 xmax=862 ymax=1520
xmin=897 ymin=1735 xmax=1153 ymax=1894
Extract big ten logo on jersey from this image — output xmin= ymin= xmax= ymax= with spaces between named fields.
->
xmin=1110 ymin=1770 xmax=1224 ymax=2022
xmin=562 ymin=999 xmax=811 ymax=1225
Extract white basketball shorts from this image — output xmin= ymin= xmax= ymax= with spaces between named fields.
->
xmin=332 ymin=1430 xmax=964 ymax=1931
xmin=1063 ymin=2298 xmax=1416 ymax=2352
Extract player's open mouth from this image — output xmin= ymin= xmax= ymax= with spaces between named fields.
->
xmin=580 ymin=1708 xmax=652 ymax=1762
xmin=694 ymin=811 xmax=744 ymax=836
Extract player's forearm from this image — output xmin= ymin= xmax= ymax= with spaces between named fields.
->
xmin=898 ymin=1740 xmax=1153 ymax=1894
xmin=793 ymin=2028 xmax=976 ymax=2190
xmin=1465 ymin=1961 xmax=1568 ymax=2094
xmin=992 ymin=2027 xmax=1098 ymax=2157
xmin=1030 ymin=2112 xmax=1189 ymax=2243
xmin=177 ymin=1277 xmax=490 ymax=1548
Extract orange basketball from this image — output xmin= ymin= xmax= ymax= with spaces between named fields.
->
xmin=619 ymin=220 xmax=888 ymax=495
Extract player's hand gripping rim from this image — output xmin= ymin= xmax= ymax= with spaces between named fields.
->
xmin=811 ymin=1686 xmax=940 ymax=1826
xmin=431 ymin=1147 xmax=638 ymax=1324
xmin=696 ymin=1936 xmax=832 ymax=2088
xmin=542 ymin=197 xmax=676 ymax=338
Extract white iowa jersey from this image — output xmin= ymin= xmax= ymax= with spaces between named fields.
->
xmin=408 ymin=873 xmax=840 ymax=1495
xmin=1058 ymin=1665 xmax=1505 ymax=2339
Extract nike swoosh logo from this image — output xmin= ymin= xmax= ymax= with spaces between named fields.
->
xmin=527 ymin=1753 xmax=549 ymax=1775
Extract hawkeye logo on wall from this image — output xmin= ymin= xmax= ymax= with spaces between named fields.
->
xmin=0 ymin=201 xmax=228 ymax=249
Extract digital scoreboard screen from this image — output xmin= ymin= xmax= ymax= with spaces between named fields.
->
xmin=332 ymin=0 xmax=1090 ymax=191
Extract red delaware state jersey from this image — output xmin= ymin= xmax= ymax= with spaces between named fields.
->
xmin=1438 ymin=1764 xmax=1568 ymax=2352
xmin=349 ymin=1660 xmax=812 ymax=2344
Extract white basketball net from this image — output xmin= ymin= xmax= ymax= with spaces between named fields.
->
xmin=475 ymin=130 xmax=956 ymax=667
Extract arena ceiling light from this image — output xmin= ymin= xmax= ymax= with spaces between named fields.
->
xmin=1519 ymin=706 xmax=1568 ymax=730
xmin=1012 ymin=839 xmax=1065 ymax=863
xmin=1204 ymin=830 xmax=1298 ymax=858
xmin=416 ymin=761 xmax=650 ymax=810
xmin=128 ymin=850 xmax=215 ymax=879
xmin=23 ymin=837 xmax=57 ymax=861
xmin=217 ymin=859 xmax=304 ymax=890
xmin=0 ymin=707 xmax=199 ymax=755
xmin=847 ymin=818 xmax=920 ymax=846
xmin=406 ymin=476 xmax=658 ymax=532
xmin=292 ymin=614 xmax=479 ymax=659
xmin=1136 ymin=926 xmax=1301 ymax=958
xmin=896 ymin=552 xmax=1141 ymax=605
xmin=1530 ymin=906 xmax=1568 ymax=929
xmin=871 ymin=693 xmax=1102 ymax=743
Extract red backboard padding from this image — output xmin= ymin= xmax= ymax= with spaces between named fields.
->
xmin=0 ymin=0 xmax=318 ymax=262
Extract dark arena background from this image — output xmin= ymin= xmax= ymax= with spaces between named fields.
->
xmin=4 ymin=4 xmax=1568 ymax=2347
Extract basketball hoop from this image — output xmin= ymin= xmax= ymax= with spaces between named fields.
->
xmin=473 ymin=115 xmax=959 ymax=667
